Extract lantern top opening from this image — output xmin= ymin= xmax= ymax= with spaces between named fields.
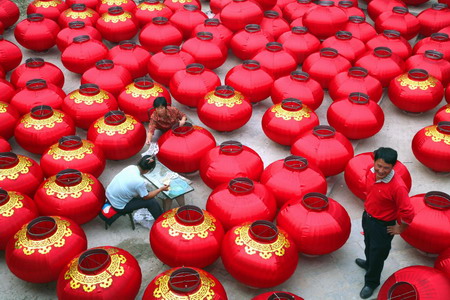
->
xmin=134 ymin=77 xmax=154 ymax=89
xmin=68 ymin=21 xmax=86 ymax=29
xmin=349 ymin=67 xmax=368 ymax=77
xmin=169 ymin=268 xmax=201 ymax=293
xmin=172 ymin=122 xmax=194 ymax=135
xmin=268 ymin=292 xmax=296 ymax=300
xmin=320 ymin=48 xmax=339 ymax=58
xmin=119 ymin=40 xmax=137 ymax=50
xmin=383 ymin=30 xmax=401 ymax=39
xmin=31 ymin=105 xmax=54 ymax=119
xmin=26 ymin=57 xmax=45 ymax=68
xmin=56 ymin=169 xmax=83 ymax=187
xmin=196 ymin=31 xmax=214 ymax=41
xmin=318 ymin=0 xmax=334 ymax=7
xmin=348 ymin=92 xmax=369 ymax=104
xmin=175 ymin=205 xmax=205 ymax=225
xmin=104 ymin=110 xmax=126 ymax=125
xmin=0 ymin=152 xmax=19 ymax=169
xmin=220 ymin=140 xmax=243 ymax=154
xmin=183 ymin=4 xmax=199 ymax=11
xmin=387 ymin=281 xmax=418 ymax=300
xmin=292 ymin=26 xmax=308 ymax=34
xmin=349 ymin=16 xmax=365 ymax=23
xmin=59 ymin=135 xmax=83 ymax=150
xmin=71 ymin=3 xmax=87 ymax=11
xmin=214 ymin=85 xmax=235 ymax=98
xmin=73 ymin=35 xmax=90 ymax=43
xmin=424 ymin=50 xmax=444 ymax=60
xmin=186 ymin=63 xmax=205 ymax=74
xmin=95 ymin=59 xmax=114 ymax=70
xmin=27 ymin=13 xmax=44 ymax=22
xmin=437 ymin=121 xmax=450 ymax=135
xmin=228 ymin=177 xmax=254 ymax=194
xmin=162 ymin=45 xmax=181 ymax=54
xmin=430 ymin=33 xmax=449 ymax=41
xmin=249 ymin=220 xmax=278 ymax=242
xmin=205 ymin=19 xmax=220 ymax=26
xmin=336 ymin=31 xmax=352 ymax=40
xmin=339 ymin=1 xmax=356 ymax=8
xmin=108 ymin=6 xmax=124 ymax=15
xmin=79 ymin=83 xmax=100 ymax=95
xmin=302 ymin=193 xmax=329 ymax=211
xmin=392 ymin=6 xmax=408 ymax=14
xmin=266 ymin=42 xmax=283 ymax=52
xmin=242 ymin=60 xmax=261 ymax=70
xmin=245 ymin=24 xmax=261 ymax=33
xmin=291 ymin=71 xmax=309 ymax=81
xmin=313 ymin=125 xmax=336 ymax=138
xmin=284 ymin=155 xmax=308 ymax=171
xmin=78 ymin=248 xmax=112 ymax=275
xmin=26 ymin=79 xmax=47 ymax=90
xmin=432 ymin=3 xmax=448 ymax=10
xmin=264 ymin=11 xmax=280 ymax=19
xmin=407 ymin=69 xmax=429 ymax=81
xmin=281 ymin=98 xmax=303 ymax=111
xmin=424 ymin=191 xmax=450 ymax=210
xmin=0 ymin=189 xmax=9 ymax=205
xmin=152 ymin=16 xmax=168 ymax=25
xmin=373 ymin=47 xmax=393 ymax=58
xmin=27 ymin=216 xmax=57 ymax=240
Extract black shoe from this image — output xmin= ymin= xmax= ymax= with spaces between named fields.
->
xmin=355 ymin=258 xmax=368 ymax=271
xmin=360 ymin=285 xmax=374 ymax=299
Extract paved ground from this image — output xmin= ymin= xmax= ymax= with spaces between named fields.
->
xmin=1 ymin=1 xmax=448 ymax=299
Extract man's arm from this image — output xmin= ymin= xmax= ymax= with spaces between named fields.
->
xmin=142 ymin=184 xmax=169 ymax=200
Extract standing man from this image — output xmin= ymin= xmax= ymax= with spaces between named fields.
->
xmin=355 ymin=147 xmax=415 ymax=299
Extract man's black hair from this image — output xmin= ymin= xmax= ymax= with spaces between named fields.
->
xmin=153 ymin=97 xmax=168 ymax=108
xmin=138 ymin=155 xmax=156 ymax=171
xmin=374 ymin=147 xmax=397 ymax=166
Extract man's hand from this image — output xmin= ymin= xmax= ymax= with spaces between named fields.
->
xmin=387 ymin=223 xmax=408 ymax=235
xmin=160 ymin=184 xmax=170 ymax=192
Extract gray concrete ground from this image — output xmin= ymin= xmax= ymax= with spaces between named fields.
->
xmin=1 ymin=1 xmax=448 ymax=299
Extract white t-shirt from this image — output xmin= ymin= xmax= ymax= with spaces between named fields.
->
xmin=106 ymin=165 xmax=148 ymax=209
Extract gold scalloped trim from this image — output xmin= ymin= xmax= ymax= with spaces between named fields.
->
xmin=93 ymin=116 xmax=137 ymax=136
xmin=271 ymin=103 xmax=312 ymax=121
xmin=125 ymin=83 xmax=163 ymax=99
xmin=69 ymin=90 xmax=110 ymax=105
xmin=47 ymin=141 xmax=95 ymax=161
xmin=44 ymin=173 xmax=94 ymax=199
xmin=102 ymin=12 xmax=132 ymax=23
xmin=21 ymin=110 xmax=64 ymax=130
xmin=205 ymin=90 xmax=245 ymax=108
xmin=33 ymin=0 xmax=62 ymax=8
xmin=138 ymin=3 xmax=165 ymax=11
xmin=101 ymin=0 xmax=128 ymax=4
xmin=0 ymin=156 xmax=33 ymax=181
xmin=0 ymin=192 xmax=24 ymax=217
xmin=65 ymin=10 xmax=95 ymax=19
xmin=0 ymin=102 xmax=7 ymax=113
xmin=161 ymin=209 xmax=216 ymax=240
xmin=397 ymin=73 xmax=438 ymax=90
xmin=425 ymin=126 xmax=450 ymax=145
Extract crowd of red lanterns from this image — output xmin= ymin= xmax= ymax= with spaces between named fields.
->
xmin=1 ymin=0 xmax=450 ymax=298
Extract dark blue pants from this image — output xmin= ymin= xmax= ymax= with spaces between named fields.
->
xmin=116 ymin=197 xmax=163 ymax=220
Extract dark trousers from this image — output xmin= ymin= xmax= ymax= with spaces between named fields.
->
xmin=116 ymin=197 xmax=163 ymax=220
xmin=362 ymin=211 xmax=395 ymax=288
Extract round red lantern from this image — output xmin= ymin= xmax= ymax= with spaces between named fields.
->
xmin=259 ymin=10 xmax=290 ymax=40
xmin=11 ymin=57 xmax=65 ymax=89
xmin=367 ymin=0 xmax=406 ymax=22
xmin=253 ymin=291 xmax=304 ymax=300
xmin=0 ymin=137 xmax=11 ymax=152
xmin=302 ymin=0 xmax=347 ymax=40
xmin=143 ymin=267 xmax=228 ymax=300
xmin=277 ymin=26 xmax=320 ymax=65
xmin=87 ymin=110 xmax=146 ymax=160
xmin=435 ymin=247 xmax=450 ymax=277
xmin=321 ymin=31 xmax=366 ymax=64
xmin=66 ymin=0 xmax=98 ymax=10
xmin=27 ymin=0 xmax=68 ymax=21
xmin=344 ymin=151 xmax=412 ymax=201
xmin=406 ymin=51 xmax=450 ymax=86
xmin=283 ymin=0 xmax=315 ymax=23
xmin=118 ymin=77 xmax=170 ymax=122
xmin=183 ymin=31 xmax=228 ymax=70
xmin=147 ymin=45 xmax=195 ymax=86
xmin=0 ymin=189 xmax=38 ymax=250
xmin=366 ymin=30 xmax=412 ymax=61
xmin=206 ymin=177 xmax=277 ymax=231
xmin=58 ymin=246 xmax=142 ymax=300
xmin=225 ymin=60 xmax=274 ymax=103
xmin=170 ymin=63 xmax=221 ymax=108
xmin=434 ymin=104 xmax=450 ymax=124
xmin=97 ymin=0 xmax=136 ymax=15
xmin=96 ymin=6 xmax=138 ymax=43
xmin=413 ymin=33 xmax=450 ymax=62
xmin=271 ymin=71 xmax=323 ymax=110
xmin=303 ymin=48 xmax=352 ymax=89
xmin=0 ymin=35 xmax=22 ymax=73
xmin=134 ymin=0 xmax=173 ymax=28
xmin=5 ymin=216 xmax=87 ymax=283
xmin=417 ymin=4 xmax=450 ymax=37
xmin=58 ymin=4 xmax=100 ymax=28
xmin=0 ymin=0 xmax=20 ymax=29
xmin=0 ymin=101 xmax=20 ymax=140
xmin=56 ymin=22 xmax=102 ymax=52
xmin=150 ymin=205 xmax=224 ymax=268
xmin=221 ymin=220 xmax=298 ymax=288
xmin=230 ymin=24 xmax=274 ymax=60
xmin=220 ymin=0 xmax=263 ymax=32
xmin=14 ymin=13 xmax=59 ymax=52
xmin=0 ymin=78 xmax=15 ymax=103
xmin=62 ymin=35 xmax=108 ymax=74
xmin=252 ymin=42 xmax=297 ymax=79
xmin=291 ymin=125 xmax=354 ymax=177
xmin=262 ymin=98 xmax=319 ymax=145
xmin=157 ymin=123 xmax=216 ymax=173
xmin=344 ymin=16 xmax=377 ymax=44
xmin=199 ymin=141 xmax=264 ymax=189
xmin=329 ymin=67 xmax=382 ymax=103
xmin=192 ymin=18 xmax=233 ymax=46
xmin=261 ymin=155 xmax=327 ymax=208
xmin=169 ymin=4 xmax=207 ymax=40
xmin=197 ymin=85 xmax=252 ymax=132
xmin=375 ymin=7 xmax=420 ymax=41
xmin=139 ymin=17 xmax=183 ymax=54
xmin=41 ymin=136 xmax=106 ymax=178
xmin=107 ymin=40 xmax=151 ymax=79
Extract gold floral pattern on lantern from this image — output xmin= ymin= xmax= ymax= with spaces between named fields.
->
xmin=138 ymin=2 xmax=165 ymax=11
xmin=397 ymin=74 xmax=438 ymax=90
xmin=0 ymin=156 xmax=33 ymax=181
xmin=101 ymin=0 xmax=128 ymax=5
xmin=33 ymin=0 xmax=62 ymax=8
xmin=64 ymin=248 xmax=126 ymax=292
xmin=0 ymin=102 xmax=7 ymax=113
xmin=21 ymin=110 xmax=64 ymax=130
xmin=47 ymin=141 xmax=94 ymax=161
xmin=125 ymin=83 xmax=163 ymax=99
xmin=425 ymin=126 xmax=450 ymax=145
xmin=445 ymin=104 xmax=450 ymax=113
xmin=102 ymin=11 xmax=132 ymax=23
xmin=69 ymin=90 xmax=110 ymax=105
xmin=14 ymin=217 xmax=72 ymax=255
xmin=161 ymin=209 xmax=216 ymax=240
xmin=44 ymin=173 xmax=94 ymax=199
xmin=93 ymin=116 xmax=137 ymax=136
xmin=153 ymin=269 xmax=216 ymax=299
xmin=271 ymin=104 xmax=312 ymax=121
xmin=205 ymin=91 xmax=244 ymax=108
xmin=65 ymin=10 xmax=95 ymax=19
xmin=0 ymin=192 xmax=24 ymax=217
xmin=170 ymin=0 xmax=194 ymax=3
xmin=234 ymin=224 xmax=290 ymax=259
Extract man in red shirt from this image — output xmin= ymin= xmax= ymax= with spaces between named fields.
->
xmin=355 ymin=147 xmax=415 ymax=299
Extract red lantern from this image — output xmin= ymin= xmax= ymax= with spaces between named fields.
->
xmin=253 ymin=291 xmax=304 ymax=300
xmin=406 ymin=51 xmax=450 ymax=86
xmin=0 ymin=189 xmax=38 ymax=250
xmin=192 ymin=18 xmax=233 ymax=46
xmin=0 ymin=0 xmax=20 ymax=29
xmin=271 ymin=71 xmax=323 ymax=110
xmin=11 ymin=79 xmax=66 ymax=115
xmin=355 ymin=47 xmax=405 ymax=88
xmin=5 ymin=216 xmax=87 ymax=283
xmin=11 ymin=57 xmax=65 ymax=89
xmin=262 ymin=98 xmax=319 ymax=145
xmin=150 ymin=205 xmax=224 ymax=268
xmin=329 ymin=67 xmax=382 ymax=103
xmin=283 ymin=0 xmax=316 ymax=23
xmin=165 ymin=0 xmax=202 ymax=12
xmin=134 ymin=0 xmax=173 ymax=28
xmin=58 ymin=4 xmax=100 ymax=28
xmin=107 ymin=40 xmax=151 ymax=79
xmin=220 ymin=0 xmax=263 ymax=32
xmin=57 ymin=246 xmax=142 ymax=300
xmin=169 ymin=4 xmax=207 ymax=40
xmin=252 ymin=42 xmax=297 ymax=79
xmin=139 ymin=17 xmax=183 ymax=54
xmin=56 ymin=22 xmax=102 ymax=52
xmin=157 ymin=123 xmax=216 ymax=173
xmin=143 ymin=267 xmax=228 ymax=300
xmin=367 ymin=0 xmax=407 ymax=22
xmin=321 ymin=31 xmax=366 ymax=64
xmin=417 ymin=4 xmax=450 ymax=37
xmin=62 ymin=35 xmax=108 ymax=74
xmin=96 ymin=6 xmax=138 ymax=43
xmin=413 ymin=33 xmax=450 ymax=62
xmin=14 ymin=13 xmax=59 ymax=52
xmin=344 ymin=151 xmax=412 ymax=201
xmin=337 ymin=0 xmax=364 ymax=18
xmin=62 ymin=83 xmax=118 ymax=130
xmin=96 ymin=0 xmax=137 ymax=14
xmin=375 ymin=7 xmax=420 ymax=41
xmin=27 ymin=0 xmax=68 ymax=21
xmin=221 ymin=220 xmax=298 ymax=288
xmin=259 ymin=10 xmax=290 ymax=40
xmin=302 ymin=0 xmax=347 ymax=40
xmin=303 ymin=48 xmax=352 ymax=89
xmin=230 ymin=24 xmax=274 ymax=60
xmin=40 ymin=135 xmax=106 ymax=178
xmin=183 ymin=31 xmax=228 ymax=70
xmin=0 ymin=35 xmax=22 ymax=73
xmin=122 ymin=80 xmax=170 ymax=120
xmin=434 ymin=104 xmax=450 ymax=124
xmin=435 ymin=247 xmax=450 ymax=277
xmin=261 ymin=156 xmax=327 ymax=208
xmin=366 ymin=30 xmax=412 ymax=60
xmin=87 ymin=110 xmax=146 ymax=160
xmin=147 ymin=45 xmax=195 ymax=86
xmin=15 ymin=106 xmax=75 ymax=154
xmin=277 ymin=26 xmax=320 ymax=65
xmin=225 ymin=60 xmax=274 ymax=103
xmin=0 ymin=137 xmax=11 ymax=152
xmin=0 ymin=78 xmax=14 ymax=103
xmin=344 ymin=16 xmax=377 ymax=44
xmin=197 ymin=85 xmax=252 ymax=132
xmin=66 ymin=0 xmax=98 ymax=10
xmin=199 ymin=141 xmax=264 ymax=189
xmin=291 ymin=125 xmax=354 ymax=177
xmin=0 ymin=101 xmax=20 ymax=140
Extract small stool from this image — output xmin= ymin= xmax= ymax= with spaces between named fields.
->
xmin=104 ymin=212 xmax=135 ymax=230
xmin=99 ymin=200 xmax=136 ymax=230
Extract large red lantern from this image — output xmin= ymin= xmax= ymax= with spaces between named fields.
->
xmin=0 ymin=78 xmax=15 ymax=103
xmin=118 ymin=77 xmax=170 ymax=122
xmin=413 ymin=33 xmax=450 ymax=62
xmin=406 ymin=51 xmax=450 ymax=86
xmin=230 ymin=24 xmax=274 ymax=60
xmin=435 ymin=247 xmax=450 ymax=277
xmin=434 ymin=104 xmax=450 ymax=124
xmin=197 ymin=85 xmax=252 ymax=132
xmin=150 ymin=205 xmax=224 ymax=268
xmin=143 ymin=267 xmax=228 ymax=300
xmin=11 ymin=57 xmax=64 ymax=89
xmin=261 ymin=156 xmax=327 ymax=208
xmin=58 ymin=246 xmax=142 ymax=300
xmin=221 ymin=220 xmax=298 ymax=288
xmin=5 ymin=216 xmax=87 ymax=283
xmin=58 ymin=4 xmax=100 ymax=28
xmin=139 ymin=17 xmax=183 ymax=54
xmin=206 ymin=177 xmax=277 ymax=231
xmin=259 ymin=10 xmax=290 ymax=40
xmin=41 ymin=136 xmax=106 ymax=178
xmin=0 ymin=0 xmax=20 ymax=29
xmin=283 ymin=0 xmax=315 ymax=23
xmin=302 ymin=0 xmax=347 ymax=40
xmin=56 ymin=21 xmax=102 ymax=52
xmin=63 ymin=84 xmax=118 ymax=130
xmin=0 ymin=35 xmax=22 ymax=72
xmin=157 ymin=123 xmax=216 ymax=173
xmin=97 ymin=0 xmax=137 ymax=14
xmin=0 ymin=101 xmax=20 ymax=140
xmin=225 ymin=60 xmax=274 ymax=103
xmin=344 ymin=151 xmax=412 ymax=201
xmin=277 ymin=193 xmax=351 ymax=255
xmin=14 ymin=13 xmax=59 ymax=52
xmin=366 ymin=30 xmax=412 ymax=61
xmin=417 ymin=4 xmax=450 ymax=37
xmin=344 ymin=16 xmax=377 ymax=44
xmin=199 ymin=141 xmax=264 ymax=189
xmin=252 ymin=42 xmax=297 ymax=79
xmin=192 ymin=18 xmax=233 ymax=46
xmin=0 ymin=189 xmax=38 ymax=250
xmin=27 ymin=0 xmax=68 ymax=21
xmin=277 ymin=26 xmax=320 ymax=65
xmin=412 ymin=122 xmax=450 ymax=172
xmin=183 ymin=31 xmax=228 ymax=70
xmin=253 ymin=292 xmax=304 ymax=300
xmin=262 ymin=98 xmax=319 ymax=146
xmin=134 ymin=0 xmax=173 ymax=28
xmin=321 ymin=31 xmax=366 ymax=64
xmin=291 ymin=125 xmax=354 ymax=177
xmin=87 ymin=111 xmax=146 ymax=160
xmin=96 ymin=6 xmax=138 ymax=43
xmin=0 ymin=137 xmax=11 ymax=152
xmin=107 ymin=40 xmax=150 ymax=79
xmin=367 ymin=0 xmax=407 ymax=22
xmin=375 ymin=7 xmax=420 ymax=41
xmin=271 ymin=71 xmax=323 ymax=110
xmin=220 ymin=0 xmax=263 ymax=32
xmin=169 ymin=4 xmax=207 ymax=39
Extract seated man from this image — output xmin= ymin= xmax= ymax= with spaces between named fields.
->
xmin=106 ymin=155 xmax=169 ymax=220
